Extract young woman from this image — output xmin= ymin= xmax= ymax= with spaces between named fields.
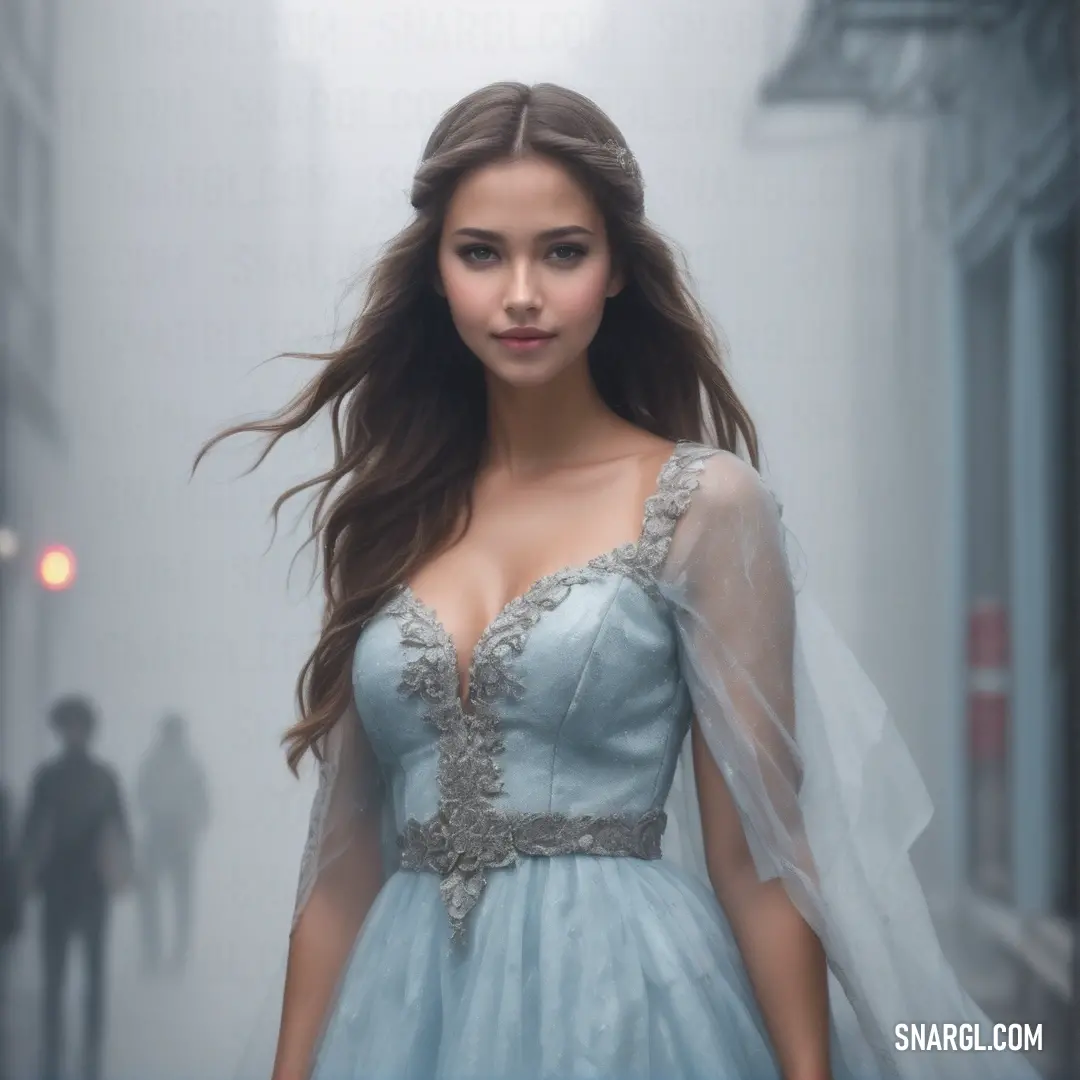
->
xmin=200 ymin=82 xmax=1041 ymax=1080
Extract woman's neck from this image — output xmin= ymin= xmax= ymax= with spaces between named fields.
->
xmin=481 ymin=363 xmax=629 ymax=477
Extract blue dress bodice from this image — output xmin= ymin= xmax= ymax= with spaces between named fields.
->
xmin=348 ymin=441 xmax=712 ymax=938
xmin=355 ymin=573 xmax=692 ymax=828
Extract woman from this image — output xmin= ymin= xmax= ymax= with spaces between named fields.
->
xmin=199 ymin=82 xmax=1041 ymax=1080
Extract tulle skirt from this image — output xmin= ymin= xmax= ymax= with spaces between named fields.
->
xmin=312 ymin=855 xmax=858 ymax=1080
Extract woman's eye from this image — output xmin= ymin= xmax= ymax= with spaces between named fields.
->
xmin=460 ymin=245 xmax=497 ymax=263
xmin=456 ymin=243 xmax=586 ymax=266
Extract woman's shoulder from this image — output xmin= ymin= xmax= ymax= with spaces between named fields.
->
xmin=674 ymin=441 xmax=761 ymax=491
xmin=673 ymin=442 xmax=780 ymax=523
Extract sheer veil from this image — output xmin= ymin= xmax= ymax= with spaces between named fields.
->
xmin=655 ymin=449 xmax=1040 ymax=1079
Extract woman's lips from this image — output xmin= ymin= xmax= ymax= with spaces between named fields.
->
xmin=494 ymin=334 xmax=555 ymax=352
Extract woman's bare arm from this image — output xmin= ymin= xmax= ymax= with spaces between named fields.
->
xmin=691 ymin=719 xmax=831 ymax=1080
xmin=271 ymin=808 xmax=384 ymax=1080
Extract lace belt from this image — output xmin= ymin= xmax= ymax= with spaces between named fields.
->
xmin=397 ymin=807 xmax=667 ymax=940
xmin=399 ymin=806 xmax=667 ymax=872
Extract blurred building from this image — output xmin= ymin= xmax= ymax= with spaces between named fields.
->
xmin=760 ymin=1 xmax=1076 ymax=1075
xmin=0 ymin=0 xmax=63 ymax=785
xmin=1 ymin=2 xmax=63 ymax=1076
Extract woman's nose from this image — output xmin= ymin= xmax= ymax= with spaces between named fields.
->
xmin=503 ymin=259 xmax=541 ymax=314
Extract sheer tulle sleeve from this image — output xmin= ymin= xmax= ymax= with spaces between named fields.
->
xmin=292 ymin=700 xmax=389 ymax=932
xmin=234 ymin=704 xmax=387 ymax=1080
xmin=656 ymin=449 xmax=1042 ymax=1080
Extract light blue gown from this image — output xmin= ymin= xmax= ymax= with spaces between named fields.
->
xmin=294 ymin=442 xmax=1041 ymax=1080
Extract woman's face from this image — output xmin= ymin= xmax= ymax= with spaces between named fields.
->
xmin=436 ymin=154 xmax=622 ymax=389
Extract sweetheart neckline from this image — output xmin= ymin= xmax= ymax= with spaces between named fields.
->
xmin=400 ymin=439 xmax=690 ymax=711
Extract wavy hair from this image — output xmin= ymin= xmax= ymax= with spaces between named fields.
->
xmin=194 ymin=81 xmax=759 ymax=774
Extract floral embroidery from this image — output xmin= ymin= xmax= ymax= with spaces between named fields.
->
xmin=388 ymin=441 xmax=713 ymax=940
xmin=401 ymin=806 xmax=668 ymax=871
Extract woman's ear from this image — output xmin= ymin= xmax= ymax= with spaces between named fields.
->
xmin=432 ymin=274 xmax=445 ymax=297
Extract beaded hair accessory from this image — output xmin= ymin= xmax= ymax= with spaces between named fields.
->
xmin=601 ymin=138 xmax=643 ymax=188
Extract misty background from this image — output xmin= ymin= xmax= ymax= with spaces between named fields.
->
xmin=0 ymin=1 xmax=1075 ymax=1078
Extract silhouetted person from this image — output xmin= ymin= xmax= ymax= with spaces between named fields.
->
xmin=19 ymin=696 xmax=132 ymax=1080
xmin=0 ymin=783 xmax=20 ymax=1080
xmin=0 ymin=785 xmax=18 ymax=942
xmin=136 ymin=714 xmax=209 ymax=975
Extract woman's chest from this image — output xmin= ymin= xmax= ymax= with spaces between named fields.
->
xmin=352 ymin=569 xmax=690 ymax=770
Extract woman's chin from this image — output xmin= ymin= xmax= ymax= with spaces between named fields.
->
xmin=481 ymin=354 xmax=573 ymax=390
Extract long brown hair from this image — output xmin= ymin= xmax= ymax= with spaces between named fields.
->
xmin=194 ymin=81 xmax=759 ymax=775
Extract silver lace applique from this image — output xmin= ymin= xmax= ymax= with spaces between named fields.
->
xmin=388 ymin=441 xmax=714 ymax=940
xmin=401 ymin=806 xmax=667 ymax=868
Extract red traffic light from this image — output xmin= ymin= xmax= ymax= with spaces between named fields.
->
xmin=38 ymin=544 xmax=76 ymax=591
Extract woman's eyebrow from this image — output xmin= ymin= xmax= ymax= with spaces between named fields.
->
xmin=451 ymin=226 xmax=594 ymax=242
